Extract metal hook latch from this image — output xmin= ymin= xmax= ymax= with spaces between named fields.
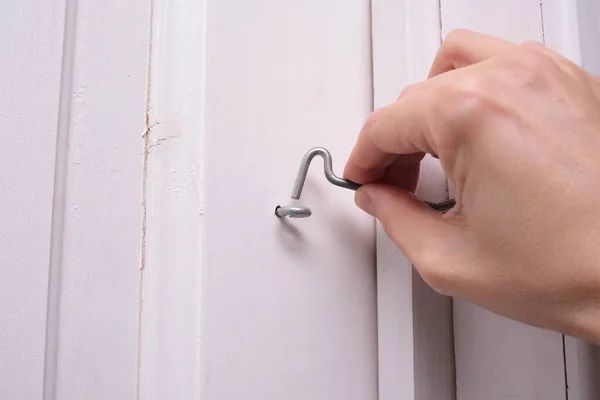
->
xmin=275 ymin=147 xmax=455 ymax=218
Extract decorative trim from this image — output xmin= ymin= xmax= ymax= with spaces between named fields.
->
xmin=139 ymin=0 xmax=206 ymax=398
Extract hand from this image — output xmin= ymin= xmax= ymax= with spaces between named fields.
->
xmin=344 ymin=30 xmax=600 ymax=343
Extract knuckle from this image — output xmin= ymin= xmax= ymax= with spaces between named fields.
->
xmin=519 ymin=39 xmax=547 ymax=53
xmin=443 ymin=29 xmax=475 ymax=49
xmin=438 ymin=29 xmax=475 ymax=61
xmin=557 ymin=56 xmax=587 ymax=82
xmin=398 ymin=83 xmax=421 ymax=99
xmin=517 ymin=44 xmax=550 ymax=68
xmin=507 ymin=41 xmax=556 ymax=83
xmin=562 ymin=60 xmax=584 ymax=78
xmin=428 ymin=88 xmax=464 ymax=149
xmin=428 ymin=85 xmax=458 ymax=116
xmin=361 ymin=107 xmax=385 ymax=135
xmin=428 ymin=81 xmax=492 ymax=149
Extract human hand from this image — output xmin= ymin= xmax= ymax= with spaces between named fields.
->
xmin=344 ymin=30 xmax=600 ymax=343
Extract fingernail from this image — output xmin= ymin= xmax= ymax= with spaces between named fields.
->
xmin=355 ymin=187 xmax=374 ymax=216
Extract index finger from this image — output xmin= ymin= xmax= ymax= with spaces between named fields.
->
xmin=345 ymin=31 xmax=516 ymax=184
xmin=429 ymin=29 xmax=516 ymax=78
xmin=343 ymin=89 xmax=438 ymax=184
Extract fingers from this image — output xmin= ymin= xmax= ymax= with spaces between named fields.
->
xmin=344 ymin=150 xmax=424 ymax=188
xmin=354 ymin=184 xmax=463 ymax=292
xmin=428 ymin=29 xmax=516 ymax=78
xmin=344 ymin=30 xmax=520 ymax=186
xmin=344 ymin=92 xmax=437 ymax=184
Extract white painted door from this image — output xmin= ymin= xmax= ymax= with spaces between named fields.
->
xmin=2 ymin=1 xmax=600 ymax=400
xmin=192 ymin=0 xmax=378 ymax=398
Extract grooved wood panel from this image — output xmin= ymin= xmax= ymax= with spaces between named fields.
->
xmin=139 ymin=0 xmax=206 ymax=398
xmin=565 ymin=337 xmax=600 ymax=399
xmin=0 ymin=1 xmax=66 ymax=398
xmin=371 ymin=1 xmax=455 ymax=398
xmin=441 ymin=1 xmax=566 ymax=399
xmin=575 ymin=0 xmax=600 ymax=76
xmin=53 ymin=0 xmax=150 ymax=398
xmin=202 ymin=1 xmax=378 ymax=398
xmin=440 ymin=0 xmax=544 ymax=43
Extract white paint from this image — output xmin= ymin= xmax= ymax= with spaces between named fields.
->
xmin=541 ymin=0 xmax=582 ymax=65
xmin=3 ymin=1 xmax=599 ymax=398
xmin=441 ymin=1 xmax=566 ymax=398
xmin=139 ymin=0 xmax=206 ymax=398
xmin=440 ymin=0 xmax=544 ymax=43
xmin=202 ymin=0 xmax=377 ymax=398
xmin=44 ymin=0 xmax=77 ymax=396
xmin=2 ymin=1 xmax=150 ymax=398
xmin=565 ymin=337 xmax=600 ymax=399
xmin=372 ymin=1 xmax=455 ymax=398
xmin=53 ymin=0 xmax=150 ymax=397
xmin=0 ymin=1 xmax=65 ymax=398
xmin=453 ymin=310 xmax=564 ymax=399
xmin=574 ymin=0 xmax=600 ymax=77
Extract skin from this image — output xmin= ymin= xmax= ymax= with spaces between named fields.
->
xmin=343 ymin=30 xmax=600 ymax=344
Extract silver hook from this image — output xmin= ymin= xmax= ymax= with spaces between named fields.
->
xmin=291 ymin=147 xmax=359 ymax=199
xmin=275 ymin=146 xmax=456 ymax=218
xmin=274 ymin=205 xmax=312 ymax=218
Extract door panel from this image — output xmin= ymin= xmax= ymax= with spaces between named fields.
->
xmin=202 ymin=1 xmax=378 ymax=399
xmin=0 ymin=1 xmax=65 ymax=397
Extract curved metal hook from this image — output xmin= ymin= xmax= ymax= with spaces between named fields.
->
xmin=275 ymin=205 xmax=312 ymax=218
xmin=288 ymin=146 xmax=456 ymax=213
xmin=291 ymin=147 xmax=359 ymax=199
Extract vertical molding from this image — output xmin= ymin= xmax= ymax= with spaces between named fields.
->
xmin=139 ymin=0 xmax=206 ymax=398
xmin=372 ymin=1 xmax=455 ymax=399
xmin=54 ymin=0 xmax=151 ymax=397
xmin=564 ymin=337 xmax=600 ymax=399
xmin=44 ymin=0 xmax=78 ymax=398
xmin=574 ymin=0 xmax=600 ymax=76
xmin=441 ymin=1 xmax=566 ymax=399
xmin=0 ymin=1 xmax=66 ymax=398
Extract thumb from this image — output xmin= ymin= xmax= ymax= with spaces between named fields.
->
xmin=354 ymin=183 xmax=460 ymax=271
